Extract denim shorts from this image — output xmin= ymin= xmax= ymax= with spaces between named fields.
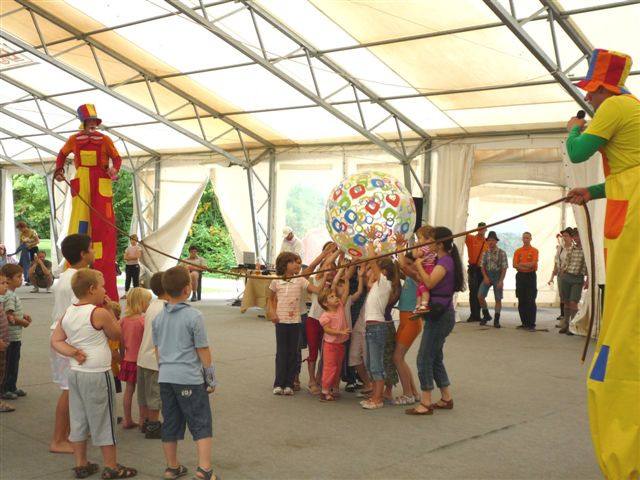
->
xmin=478 ymin=270 xmax=503 ymax=301
xmin=365 ymin=322 xmax=388 ymax=381
xmin=160 ymin=383 xmax=212 ymax=442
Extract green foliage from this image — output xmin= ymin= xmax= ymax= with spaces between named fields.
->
xmin=285 ymin=183 xmax=325 ymax=238
xmin=113 ymin=170 xmax=133 ymax=265
xmin=181 ymin=181 xmax=236 ymax=277
xmin=12 ymin=174 xmax=50 ymax=237
xmin=495 ymin=231 xmax=522 ymax=261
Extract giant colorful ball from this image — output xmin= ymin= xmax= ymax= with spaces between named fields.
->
xmin=325 ymin=171 xmax=416 ymax=258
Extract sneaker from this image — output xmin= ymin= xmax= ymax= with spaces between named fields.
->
xmin=273 ymin=387 xmax=284 ymax=395
xmin=1 ymin=392 xmax=18 ymax=400
xmin=30 ymin=287 xmax=39 ymax=293
xmin=190 ymin=295 xmax=197 ymax=302
xmin=46 ymin=287 xmax=51 ymax=293
xmin=466 ymin=316 xmax=480 ymax=322
xmin=556 ymin=315 xmax=563 ymax=320
xmin=13 ymin=389 xmax=26 ymax=397
xmin=345 ymin=383 xmax=356 ymax=392
xmin=283 ymin=387 xmax=294 ymax=396
xmin=516 ymin=325 xmax=526 ymax=330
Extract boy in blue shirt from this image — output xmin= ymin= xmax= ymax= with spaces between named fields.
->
xmin=153 ymin=266 xmax=218 ymax=480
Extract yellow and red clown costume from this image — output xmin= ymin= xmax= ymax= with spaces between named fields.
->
xmin=568 ymin=49 xmax=640 ymax=479
xmin=55 ymin=104 xmax=120 ymax=301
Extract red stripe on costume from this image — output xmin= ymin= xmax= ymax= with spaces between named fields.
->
xmin=604 ymin=55 xmax=626 ymax=86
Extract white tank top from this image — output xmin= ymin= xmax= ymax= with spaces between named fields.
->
xmin=61 ymin=304 xmax=112 ymax=373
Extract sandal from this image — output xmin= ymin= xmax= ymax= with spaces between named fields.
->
xmin=405 ymin=402 xmax=434 ymax=416
xmin=431 ymin=398 xmax=454 ymax=410
xmin=308 ymin=384 xmax=321 ymax=395
xmin=361 ymin=400 xmax=384 ymax=410
xmin=392 ymin=395 xmax=415 ymax=406
xmin=101 ymin=464 xmax=137 ymax=479
xmin=74 ymin=462 xmax=99 ymax=479
xmin=164 ymin=465 xmax=188 ymax=480
xmin=356 ymin=389 xmax=373 ymax=398
xmin=0 ymin=402 xmax=16 ymax=412
xmin=319 ymin=393 xmax=335 ymax=402
xmin=192 ymin=466 xmax=220 ymax=480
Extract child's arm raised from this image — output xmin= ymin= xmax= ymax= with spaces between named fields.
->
xmin=350 ymin=266 xmax=366 ymax=303
xmin=301 ymin=243 xmax=336 ymax=277
xmin=51 ymin=320 xmax=87 ymax=364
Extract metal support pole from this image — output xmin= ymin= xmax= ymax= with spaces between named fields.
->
xmin=422 ymin=145 xmax=432 ymax=225
xmin=482 ymin=0 xmax=594 ymax=115
xmin=153 ymin=159 xmax=161 ymax=231
xmin=246 ymin=166 xmax=261 ymax=263
xmin=266 ymin=149 xmax=276 ymax=264
xmin=43 ymin=172 xmax=62 ymax=260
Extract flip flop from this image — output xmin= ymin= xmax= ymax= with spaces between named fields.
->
xmin=0 ymin=402 xmax=16 ymax=413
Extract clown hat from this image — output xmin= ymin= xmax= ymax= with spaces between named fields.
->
xmin=575 ymin=49 xmax=632 ymax=94
xmin=77 ymin=104 xmax=102 ymax=127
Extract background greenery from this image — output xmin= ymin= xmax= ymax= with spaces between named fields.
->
xmin=285 ymin=183 xmax=325 ymax=238
xmin=180 ymin=181 xmax=236 ymax=276
xmin=12 ymin=173 xmax=236 ymax=276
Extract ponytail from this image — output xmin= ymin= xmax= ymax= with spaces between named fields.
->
xmin=434 ymin=226 xmax=465 ymax=292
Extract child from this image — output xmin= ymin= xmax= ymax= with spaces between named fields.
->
xmin=0 ymin=272 xmax=15 ymax=412
xmin=119 ymin=287 xmax=151 ymax=429
xmin=1 ymin=263 xmax=32 ymax=400
xmin=51 ymin=269 xmax=137 ymax=479
xmin=316 ymin=265 xmax=364 ymax=401
xmin=413 ymin=225 xmax=437 ymax=314
xmin=49 ymin=233 xmax=94 ymax=453
xmin=108 ymin=301 xmax=123 ymax=397
xmin=153 ymin=266 xmax=218 ymax=480
xmin=267 ymin=251 xmax=326 ymax=396
xmin=360 ymin=228 xmax=396 ymax=410
xmin=136 ymin=272 xmax=166 ymax=439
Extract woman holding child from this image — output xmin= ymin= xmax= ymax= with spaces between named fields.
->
xmin=406 ymin=226 xmax=464 ymax=416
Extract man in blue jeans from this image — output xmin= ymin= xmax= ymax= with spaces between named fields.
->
xmin=477 ymin=231 xmax=508 ymax=328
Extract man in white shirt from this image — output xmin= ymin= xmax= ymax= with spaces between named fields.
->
xmin=280 ymin=227 xmax=304 ymax=258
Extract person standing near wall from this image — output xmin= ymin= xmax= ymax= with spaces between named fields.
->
xmin=123 ymin=235 xmax=142 ymax=298
xmin=15 ymin=222 xmax=39 ymax=285
xmin=477 ymin=231 xmax=507 ymax=328
xmin=464 ymin=222 xmax=487 ymax=322
xmin=513 ymin=232 xmax=539 ymax=331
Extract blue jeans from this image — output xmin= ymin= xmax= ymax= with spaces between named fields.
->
xmin=365 ymin=323 xmax=388 ymax=381
xmin=417 ymin=309 xmax=455 ymax=391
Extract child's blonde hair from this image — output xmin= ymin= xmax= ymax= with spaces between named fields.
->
xmin=416 ymin=225 xmax=435 ymax=240
xmin=71 ymin=269 xmax=102 ymax=298
xmin=124 ymin=287 xmax=151 ymax=316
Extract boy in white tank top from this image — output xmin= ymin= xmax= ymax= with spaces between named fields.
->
xmin=51 ymin=269 xmax=138 ymax=479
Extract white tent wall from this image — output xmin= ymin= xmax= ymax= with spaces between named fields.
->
xmin=0 ymin=169 xmax=17 ymax=254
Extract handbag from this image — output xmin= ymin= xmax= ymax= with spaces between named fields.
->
xmin=425 ymin=295 xmax=452 ymax=321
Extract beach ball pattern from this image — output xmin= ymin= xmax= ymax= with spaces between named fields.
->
xmin=325 ymin=171 xmax=416 ymax=258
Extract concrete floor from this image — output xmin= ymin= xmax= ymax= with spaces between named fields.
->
xmin=1 ymin=286 xmax=600 ymax=480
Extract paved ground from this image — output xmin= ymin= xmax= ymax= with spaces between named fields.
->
xmin=1 ymin=285 xmax=600 ymax=480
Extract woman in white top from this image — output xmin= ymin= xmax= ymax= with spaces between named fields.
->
xmin=123 ymin=234 xmax=142 ymax=296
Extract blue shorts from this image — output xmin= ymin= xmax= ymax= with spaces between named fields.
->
xmin=478 ymin=271 xmax=503 ymax=301
xmin=365 ymin=322 xmax=388 ymax=381
xmin=160 ymin=383 xmax=212 ymax=442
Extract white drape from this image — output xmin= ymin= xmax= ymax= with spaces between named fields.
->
xmin=140 ymin=178 xmax=207 ymax=273
xmin=430 ymin=143 xmax=475 ymax=252
xmin=0 ymin=169 xmax=16 ymax=253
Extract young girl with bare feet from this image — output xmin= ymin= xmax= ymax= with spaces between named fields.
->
xmin=119 ymin=287 xmax=151 ymax=429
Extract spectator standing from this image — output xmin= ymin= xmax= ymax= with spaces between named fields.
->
xmin=15 ymin=221 xmax=39 ymax=285
xmin=548 ymin=228 xmax=574 ymax=323
xmin=184 ymin=246 xmax=206 ymax=302
xmin=123 ymin=235 xmax=142 ymax=297
xmin=477 ymin=231 xmax=508 ymax=328
xmin=558 ymin=229 xmax=587 ymax=335
xmin=513 ymin=232 xmax=539 ymax=331
xmin=464 ymin=222 xmax=488 ymax=322
xmin=28 ymin=251 xmax=53 ymax=293
xmin=280 ymin=226 xmax=304 ymax=257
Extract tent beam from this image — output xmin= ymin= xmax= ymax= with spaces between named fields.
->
xmin=166 ymin=0 xmax=415 ymax=163
xmin=1 ymin=30 xmax=249 ymax=167
xmin=482 ymin=0 xmax=593 ymax=116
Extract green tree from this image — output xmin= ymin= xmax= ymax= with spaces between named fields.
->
xmin=180 ymin=181 xmax=236 ymax=277
xmin=113 ymin=170 xmax=134 ymax=265
xmin=285 ymin=184 xmax=325 ymax=238
xmin=12 ymin=174 xmax=50 ymax=237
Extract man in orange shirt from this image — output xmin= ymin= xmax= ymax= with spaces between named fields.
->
xmin=465 ymin=222 xmax=488 ymax=322
xmin=513 ymin=232 xmax=539 ymax=331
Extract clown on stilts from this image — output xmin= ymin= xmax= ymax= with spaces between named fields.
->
xmin=55 ymin=104 xmax=121 ymax=301
xmin=565 ymin=49 xmax=640 ymax=479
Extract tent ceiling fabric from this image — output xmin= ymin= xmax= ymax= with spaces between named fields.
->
xmin=0 ymin=0 xmax=638 ymax=163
